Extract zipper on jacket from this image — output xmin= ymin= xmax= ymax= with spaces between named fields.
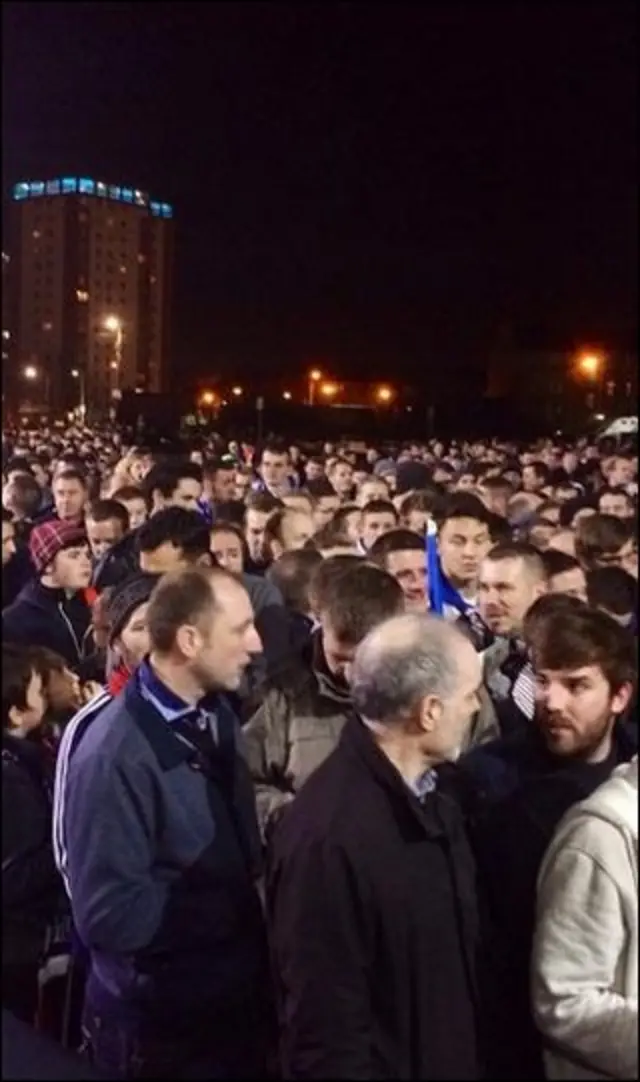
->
xmin=57 ymin=602 xmax=83 ymax=662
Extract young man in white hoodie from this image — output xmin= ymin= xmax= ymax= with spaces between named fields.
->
xmin=532 ymin=756 xmax=638 ymax=1081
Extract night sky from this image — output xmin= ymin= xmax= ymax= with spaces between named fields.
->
xmin=3 ymin=2 xmax=636 ymax=385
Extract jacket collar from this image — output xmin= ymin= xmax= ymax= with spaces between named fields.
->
xmin=310 ymin=631 xmax=352 ymax=705
xmin=340 ymin=714 xmax=463 ymax=841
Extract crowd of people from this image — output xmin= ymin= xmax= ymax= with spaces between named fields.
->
xmin=1 ymin=421 xmax=638 ymax=1080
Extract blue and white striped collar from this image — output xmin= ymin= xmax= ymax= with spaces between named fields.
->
xmin=137 ymin=658 xmax=198 ymax=724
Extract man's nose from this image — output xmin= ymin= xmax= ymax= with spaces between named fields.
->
xmin=541 ymin=683 xmax=569 ymax=713
xmin=246 ymin=626 xmax=263 ymax=655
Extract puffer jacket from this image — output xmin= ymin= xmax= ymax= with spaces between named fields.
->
xmin=242 ymin=634 xmax=352 ymax=838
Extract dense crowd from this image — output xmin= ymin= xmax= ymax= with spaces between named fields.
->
xmin=1 ymin=422 xmax=638 ymax=1080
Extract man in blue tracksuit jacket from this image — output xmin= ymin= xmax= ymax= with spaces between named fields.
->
xmin=62 ymin=565 xmax=273 ymax=1079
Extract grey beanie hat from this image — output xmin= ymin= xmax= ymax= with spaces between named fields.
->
xmin=104 ymin=572 xmax=158 ymax=644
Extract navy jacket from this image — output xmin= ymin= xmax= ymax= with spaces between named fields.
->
xmin=63 ymin=672 xmax=270 ymax=1032
xmin=2 ymin=581 xmax=93 ymax=670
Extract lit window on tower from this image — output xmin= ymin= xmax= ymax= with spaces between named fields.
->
xmin=29 ymin=182 xmax=45 ymax=197
xmin=46 ymin=180 xmax=61 ymax=195
xmin=79 ymin=178 xmax=96 ymax=195
xmin=121 ymin=189 xmax=134 ymax=203
xmin=62 ymin=177 xmax=78 ymax=193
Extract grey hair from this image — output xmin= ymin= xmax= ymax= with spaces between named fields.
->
xmin=350 ymin=613 xmax=464 ymax=723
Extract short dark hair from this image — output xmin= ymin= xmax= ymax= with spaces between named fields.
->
xmin=87 ymin=499 xmax=130 ymax=532
xmin=2 ymin=643 xmax=38 ymax=728
xmin=524 ymin=460 xmax=550 ymax=483
xmin=53 ymin=467 xmax=87 ymax=488
xmin=598 ymin=486 xmax=634 ymax=509
xmin=111 ymin=484 xmax=146 ymax=503
xmin=484 ymin=541 xmax=548 ymax=580
xmin=435 ymin=492 xmax=491 ymax=530
xmin=487 ymin=512 xmax=512 ymax=545
xmin=525 ymin=598 xmax=636 ymax=692
xmin=137 ymin=507 xmax=212 ymax=562
xmin=317 ymin=562 xmax=404 ymax=644
xmin=399 ymin=488 xmax=442 ymax=517
xmin=210 ymin=520 xmax=247 ymax=549
xmin=587 ymin=567 xmax=638 ymax=618
xmin=267 ymin=548 xmax=323 ymax=613
xmin=537 ymin=500 xmax=561 ymax=518
xmin=306 ymin=478 xmax=338 ymax=500
xmin=308 ymin=522 xmax=351 ymax=550
xmin=480 ymin=474 xmax=513 ymax=494
xmin=362 ymin=500 xmax=398 ymax=519
xmin=147 ymin=566 xmax=232 ymax=654
xmin=244 ymin=491 xmax=284 ymax=516
xmin=27 ymin=645 xmax=69 ymax=692
xmin=143 ymin=461 xmax=202 ymax=502
xmin=575 ymin=514 xmax=634 ymax=569
xmin=309 ymin=554 xmax=363 ymax=611
xmin=203 ymin=456 xmax=236 ymax=479
xmin=558 ymin=496 xmax=596 ymax=529
xmin=259 ymin=441 xmax=288 ymax=462
xmin=5 ymin=473 xmax=42 ymax=517
xmin=542 ymin=549 xmax=582 ymax=578
xmin=369 ymin=529 xmax=424 ymax=568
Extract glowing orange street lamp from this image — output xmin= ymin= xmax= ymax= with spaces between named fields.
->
xmin=376 ymin=385 xmax=394 ymax=405
xmin=577 ymin=352 xmax=603 ymax=379
xmin=200 ymin=390 xmax=215 ymax=408
xmin=320 ymin=381 xmax=338 ymax=399
xmin=308 ymin=368 xmax=322 ymax=406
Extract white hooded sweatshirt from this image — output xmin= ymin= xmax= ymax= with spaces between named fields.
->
xmin=532 ymin=756 xmax=638 ymax=1080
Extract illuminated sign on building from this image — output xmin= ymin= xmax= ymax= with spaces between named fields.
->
xmin=12 ymin=177 xmax=173 ymax=218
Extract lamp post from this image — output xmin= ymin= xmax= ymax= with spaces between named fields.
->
xmin=104 ymin=315 xmax=124 ymax=402
xmin=308 ymin=369 xmax=322 ymax=406
xmin=70 ymin=369 xmax=87 ymax=421
xmin=23 ymin=365 xmax=51 ymax=410
xmin=576 ymin=350 xmax=605 ymax=414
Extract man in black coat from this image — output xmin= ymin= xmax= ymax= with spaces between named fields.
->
xmin=267 ymin=613 xmax=484 ymax=1081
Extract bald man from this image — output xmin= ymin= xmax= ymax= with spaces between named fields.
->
xmin=267 ymin=614 xmax=484 ymax=1081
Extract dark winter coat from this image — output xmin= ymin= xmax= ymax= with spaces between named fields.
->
xmin=2 ymin=734 xmax=66 ymax=968
xmin=2 ymin=581 xmax=93 ymax=671
xmin=267 ymin=714 xmax=482 ymax=1080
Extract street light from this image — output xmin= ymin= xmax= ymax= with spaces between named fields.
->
xmin=283 ymin=391 xmax=292 ymax=401
xmin=103 ymin=315 xmax=123 ymax=399
xmin=23 ymin=365 xmax=51 ymax=409
xmin=320 ymin=381 xmax=338 ymax=399
xmin=70 ymin=368 xmax=87 ymax=420
xmin=577 ymin=352 xmax=603 ymax=379
xmin=376 ymin=385 xmax=394 ymax=405
xmin=308 ymin=368 xmax=322 ymax=406
xmin=232 ymin=386 xmax=243 ymax=397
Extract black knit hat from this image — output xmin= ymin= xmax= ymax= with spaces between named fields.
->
xmin=104 ymin=572 xmax=158 ymax=644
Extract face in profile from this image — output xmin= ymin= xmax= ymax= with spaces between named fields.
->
xmin=190 ymin=577 xmax=262 ymax=692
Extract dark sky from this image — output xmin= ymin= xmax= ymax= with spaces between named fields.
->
xmin=2 ymin=2 xmax=637 ymax=383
